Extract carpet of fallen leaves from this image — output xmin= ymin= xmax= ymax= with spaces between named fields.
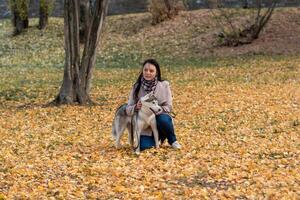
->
xmin=0 ymin=57 xmax=299 ymax=199
xmin=1 ymin=8 xmax=300 ymax=199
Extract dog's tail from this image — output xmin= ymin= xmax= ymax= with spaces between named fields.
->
xmin=112 ymin=104 xmax=128 ymax=140
xmin=112 ymin=118 xmax=117 ymax=140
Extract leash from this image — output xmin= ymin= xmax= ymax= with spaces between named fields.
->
xmin=170 ymin=111 xmax=177 ymax=118
xmin=150 ymin=107 xmax=176 ymax=118
xmin=149 ymin=108 xmax=156 ymax=114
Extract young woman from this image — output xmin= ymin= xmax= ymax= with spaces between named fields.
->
xmin=126 ymin=59 xmax=181 ymax=151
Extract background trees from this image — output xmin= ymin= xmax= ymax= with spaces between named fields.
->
xmin=79 ymin=0 xmax=93 ymax=43
xmin=209 ymin=0 xmax=278 ymax=46
xmin=38 ymin=0 xmax=54 ymax=29
xmin=55 ymin=0 xmax=108 ymax=105
xmin=9 ymin=0 xmax=54 ymax=35
xmin=9 ymin=0 xmax=29 ymax=35
xmin=148 ymin=0 xmax=186 ymax=24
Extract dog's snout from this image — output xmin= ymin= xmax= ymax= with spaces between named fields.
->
xmin=158 ymin=108 xmax=161 ymax=112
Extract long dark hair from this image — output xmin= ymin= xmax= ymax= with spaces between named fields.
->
xmin=133 ymin=59 xmax=163 ymax=102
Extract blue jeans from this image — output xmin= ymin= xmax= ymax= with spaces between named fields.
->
xmin=140 ymin=114 xmax=177 ymax=151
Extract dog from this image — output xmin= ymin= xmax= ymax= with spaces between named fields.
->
xmin=112 ymin=92 xmax=162 ymax=154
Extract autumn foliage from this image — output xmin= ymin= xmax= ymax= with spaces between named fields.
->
xmin=148 ymin=0 xmax=185 ymax=24
xmin=1 ymin=56 xmax=300 ymax=198
xmin=0 ymin=8 xmax=300 ymax=199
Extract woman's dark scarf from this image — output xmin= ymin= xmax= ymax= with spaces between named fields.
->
xmin=141 ymin=77 xmax=158 ymax=94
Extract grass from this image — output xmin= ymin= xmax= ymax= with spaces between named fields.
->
xmin=1 ymin=8 xmax=300 ymax=69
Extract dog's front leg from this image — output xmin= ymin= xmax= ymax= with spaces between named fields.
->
xmin=134 ymin=119 xmax=141 ymax=155
xmin=134 ymin=127 xmax=141 ymax=155
xmin=150 ymin=119 xmax=159 ymax=148
xmin=127 ymin=122 xmax=134 ymax=147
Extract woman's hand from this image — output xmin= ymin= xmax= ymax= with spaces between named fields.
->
xmin=135 ymin=100 xmax=142 ymax=110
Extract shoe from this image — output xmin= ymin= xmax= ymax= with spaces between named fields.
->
xmin=171 ymin=141 xmax=181 ymax=149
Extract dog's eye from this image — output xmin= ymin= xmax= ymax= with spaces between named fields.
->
xmin=152 ymin=102 xmax=155 ymax=104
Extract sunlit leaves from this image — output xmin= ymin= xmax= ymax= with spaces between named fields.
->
xmin=0 ymin=57 xmax=299 ymax=198
xmin=0 ymin=8 xmax=300 ymax=199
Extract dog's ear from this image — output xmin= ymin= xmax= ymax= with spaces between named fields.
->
xmin=152 ymin=94 xmax=157 ymax=100
xmin=143 ymin=92 xmax=157 ymax=102
xmin=141 ymin=93 xmax=148 ymax=102
xmin=145 ymin=91 xmax=153 ymax=98
xmin=148 ymin=93 xmax=157 ymax=102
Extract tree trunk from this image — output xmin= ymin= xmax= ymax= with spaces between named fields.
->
xmin=149 ymin=0 xmax=184 ymax=24
xmin=164 ymin=0 xmax=172 ymax=12
xmin=251 ymin=0 xmax=277 ymax=39
xmin=55 ymin=0 xmax=108 ymax=105
xmin=242 ymin=0 xmax=249 ymax=9
xmin=211 ymin=0 xmax=277 ymax=46
xmin=10 ymin=0 xmax=29 ymax=35
xmin=79 ymin=0 xmax=91 ymax=43
xmin=38 ymin=0 xmax=51 ymax=29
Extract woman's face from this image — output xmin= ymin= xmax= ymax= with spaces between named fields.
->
xmin=143 ymin=63 xmax=157 ymax=81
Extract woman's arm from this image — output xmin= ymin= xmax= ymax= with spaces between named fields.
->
xmin=157 ymin=81 xmax=173 ymax=115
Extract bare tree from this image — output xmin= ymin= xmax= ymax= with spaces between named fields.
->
xmin=54 ymin=0 xmax=108 ymax=105
xmin=38 ymin=0 xmax=54 ymax=29
xmin=148 ymin=0 xmax=186 ymax=24
xmin=9 ymin=0 xmax=29 ymax=35
xmin=79 ymin=0 xmax=92 ymax=43
xmin=243 ymin=0 xmax=249 ymax=9
xmin=210 ymin=0 xmax=278 ymax=46
xmin=247 ymin=0 xmax=277 ymax=40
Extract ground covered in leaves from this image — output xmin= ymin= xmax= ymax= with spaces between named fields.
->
xmin=0 ymin=57 xmax=299 ymax=199
xmin=0 ymin=8 xmax=300 ymax=200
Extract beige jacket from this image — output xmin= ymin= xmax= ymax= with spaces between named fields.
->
xmin=126 ymin=80 xmax=173 ymax=136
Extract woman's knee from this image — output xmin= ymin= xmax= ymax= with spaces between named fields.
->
xmin=156 ymin=114 xmax=172 ymax=125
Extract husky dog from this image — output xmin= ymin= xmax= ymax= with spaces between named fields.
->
xmin=112 ymin=92 xmax=162 ymax=154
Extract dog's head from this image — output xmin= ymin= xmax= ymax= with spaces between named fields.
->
xmin=140 ymin=92 xmax=161 ymax=113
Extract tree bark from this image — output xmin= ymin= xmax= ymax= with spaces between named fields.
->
xmin=164 ymin=0 xmax=172 ymax=12
xmin=252 ymin=0 xmax=277 ymax=39
xmin=39 ymin=0 xmax=52 ymax=29
xmin=149 ymin=0 xmax=183 ymax=24
xmin=212 ymin=0 xmax=277 ymax=46
xmin=242 ymin=0 xmax=249 ymax=9
xmin=10 ymin=0 xmax=29 ymax=35
xmin=55 ymin=0 xmax=108 ymax=105
xmin=79 ymin=0 xmax=92 ymax=43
